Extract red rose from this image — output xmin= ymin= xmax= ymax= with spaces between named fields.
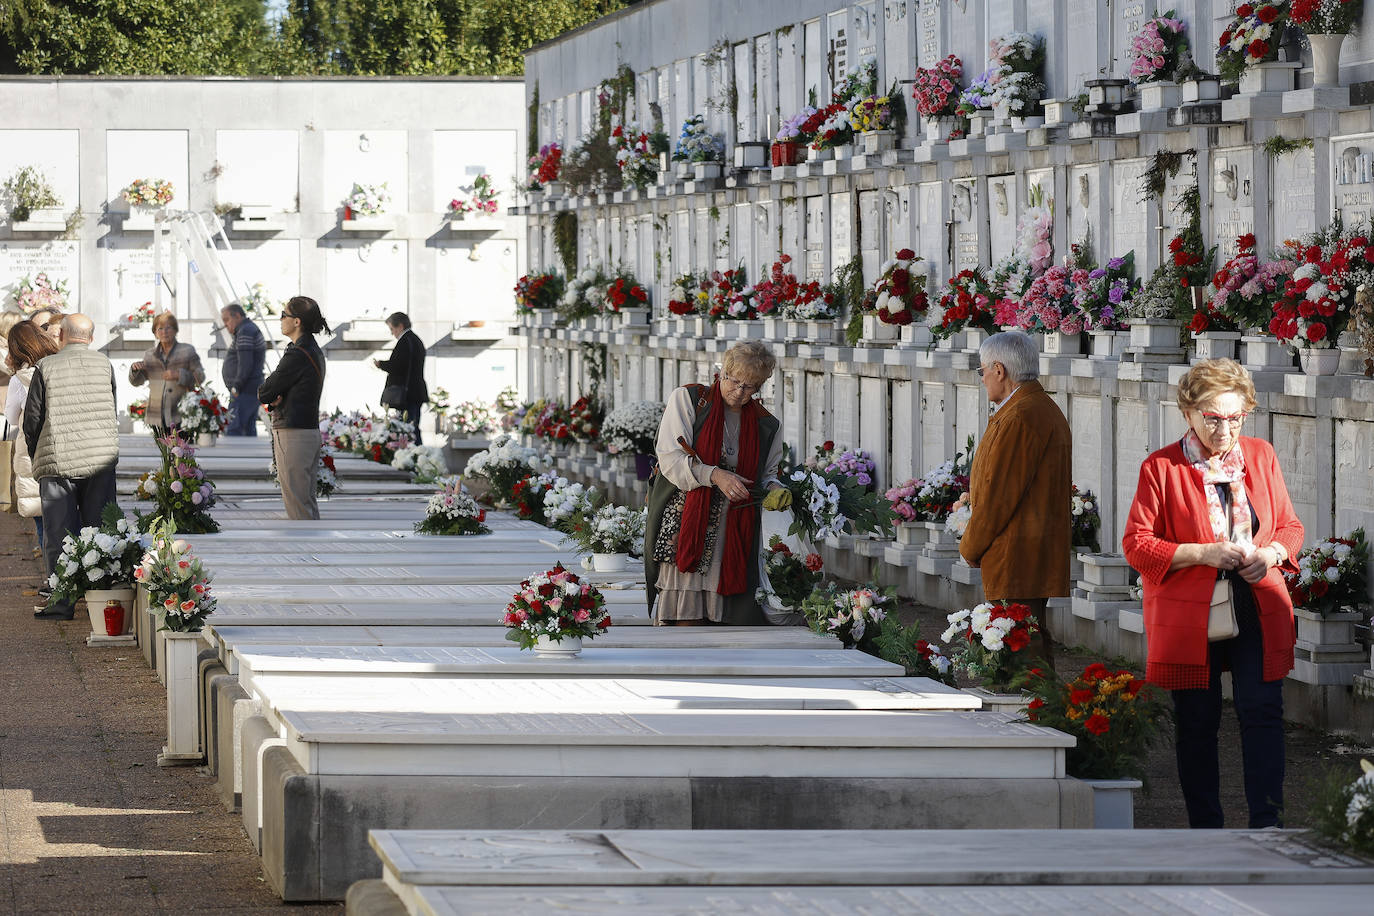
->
xmin=1238 ymin=233 xmax=1257 ymax=252
xmin=1189 ymin=311 xmax=1210 ymax=333
xmin=1168 ymin=236 xmax=1183 ymax=253
xmin=1247 ymin=39 xmax=1269 ymax=59
xmin=823 ymin=440 xmax=835 ymax=450
xmin=804 ymin=553 xmax=824 ymax=572
xmin=1257 ymin=5 xmax=1278 ymax=23
xmin=1084 ymin=714 xmax=1111 ymax=736
xmin=1083 ymin=663 xmax=1109 ymax=681
xmin=1236 ymin=4 xmax=1254 ymax=16
xmin=1219 ymin=30 xmax=1232 ymax=48
xmin=895 ymin=248 xmax=915 ymax=260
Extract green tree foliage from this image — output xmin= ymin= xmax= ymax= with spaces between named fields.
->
xmin=0 ymin=0 xmax=277 ymax=75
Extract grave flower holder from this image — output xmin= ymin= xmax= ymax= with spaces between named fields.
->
xmin=1308 ymin=34 xmax=1347 ymax=87
xmin=1137 ymin=80 xmax=1180 ymax=112
xmin=1191 ymin=331 xmax=1242 ymax=361
xmin=1181 ymin=76 xmax=1222 ymax=103
xmin=159 ymin=629 xmax=207 ymax=766
xmin=1089 ymin=330 xmax=1130 ymax=359
xmin=1298 ymin=347 xmax=1341 ymax=376
xmin=862 ymin=130 xmax=897 ymax=155
xmin=1238 ymin=61 xmax=1299 ymax=95
xmin=770 ymin=141 xmax=803 ymax=167
xmin=925 ymin=116 xmax=957 ymax=142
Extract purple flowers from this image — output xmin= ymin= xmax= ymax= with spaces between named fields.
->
xmin=824 ymin=449 xmax=878 ymax=488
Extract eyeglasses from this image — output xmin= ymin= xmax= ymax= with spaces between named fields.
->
xmin=281 ymin=311 xmax=297 ymax=320
xmin=721 ymin=372 xmax=760 ymax=394
xmin=1199 ymin=412 xmax=1247 ymax=430
xmin=977 ymin=363 xmax=1002 ymax=378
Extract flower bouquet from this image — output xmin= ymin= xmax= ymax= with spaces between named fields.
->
xmin=912 ymin=54 xmax=964 ymax=119
xmin=783 ymin=463 xmax=895 ymax=542
xmin=1204 ymin=234 xmax=1294 ymax=332
xmin=822 ymin=446 xmax=877 ymax=489
xmin=667 ymin=272 xmax=710 ymax=316
xmin=391 ymin=444 xmax=448 ymax=483
xmin=566 ymin=395 xmax=602 ymax=442
xmin=1270 ymin=228 xmax=1374 ymax=349
xmin=1284 ymin=528 xmax=1369 ymax=616
xmin=354 ymin=414 xmax=416 ymax=464
xmin=809 ymin=102 xmax=855 ymax=151
xmin=946 ymin=502 xmax=972 ymax=539
xmin=415 ymin=484 xmax=491 ymax=535
xmin=47 ymin=506 xmax=146 ymax=608
xmin=1073 ymin=254 xmax=1137 ymax=331
xmin=871 ymin=249 xmax=929 ymax=325
xmin=1311 ymin=758 xmax=1374 ymax=857
xmin=602 ymin=400 xmax=664 ymax=455
xmin=343 ymin=182 xmax=390 ymax=218
xmin=111 ymin=300 xmax=157 ymax=331
xmin=527 ymin=142 xmax=563 ymax=191
xmin=559 ymin=263 xmax=608 ymax=321
xmin=128 ymin=399 xmax=148 ymax=424
xmin=502 ymin=563 xmax=611 ymax=651
xmin=934 ymin=268 xmax=998 ymax=339
xmin=872 ymin=615 xmax=957 ymax=685
xmin=1217 ymin=3 xmax=1289 ymax=84
xmin=848 ymin=93 xmax=901 ymax=133
xmin=567 ymin=503 xmax=646 ymax=557
xmin=515 ymin=272 xmax=566 ymax=313
xmin=134 ymin=434 xmax=219 ymax=534
xmin=755 ymin=255 xmax=835 ymax=320
xmin=1072 ymin=485 xmax=1102 ymax=552
xmin=509 ymin=471 xmax=557 ymax=524
xmin=450 ymin=399 xmax=499 ymax=437
xmin=176 ymin=385 xmax=229 ymax=438
xmin=464 ymin=433 xmax=552 ymax=504
xmin=241 ymin=283 xmax=280 ymax=318
xmin=800 ymin=583 xmax=892 ymax=648
xmin=1128 ymin=11 xmax=1189 ymax=83
xmin=531 ymin=400 xmax=573 ymax=442
xmin=959 ymin=32 xmax=1046 ymax=120
xmin=543 ymin=476 xmax=599 ymax=530
xmin=136 ymin=519 xmax=215 ymax=633
xmin=706 ymin=265 xmax=758 ymax=321
xmin=448 ymin=173 xmax=499 ymax=217
xmin=671 ymin=115 xmax=724 ymax=163
xmin=941 ymin=600 xmax=1042 ymax=690
xmin=886 ymin=437 xmax=973 ymax=523
xmin=122 ymin=178 xmax=174 ymax=208
xmin=12 ymin=272 xmax=68 ymax=315
xmin=613 ymin=126 xmax=658 ymax=189
xmin=756 ymin=535 xmax=825 ymax=615
xmin=1289 ymin=0 xmax=1363 ymax=35
xmin=601 ymin=271 xmax=649 ymax=314
xmin=1021 ymin=663 xmax=1170 ymax=781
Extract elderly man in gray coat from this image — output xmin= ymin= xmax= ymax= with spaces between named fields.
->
xmin=24 ymin=314 xmax=120 ymax=621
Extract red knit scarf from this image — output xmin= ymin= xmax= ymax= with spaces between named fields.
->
xmin=675 ymin=381 xmax=760 ymax=594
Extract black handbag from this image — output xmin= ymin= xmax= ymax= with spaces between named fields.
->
xmin=380 ymin=383 xmax=407 ymax=408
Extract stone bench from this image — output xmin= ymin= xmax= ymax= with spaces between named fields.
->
xmin=245 ymin=708 xmax=1082 ymax=900
xmin=349 ymin=827 xmax=1374 ymax=915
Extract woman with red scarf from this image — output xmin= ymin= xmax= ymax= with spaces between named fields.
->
xmin=644 ymin=342 xmax=786 ymax=625
xmin=1123 ymin=359 xmax=1303 ymax=829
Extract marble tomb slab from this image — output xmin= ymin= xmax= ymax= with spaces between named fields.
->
xmin=208 ymin=597 xmax=651 ymax=628
xmin=370 ymin=827 xmax=1374 ymax=888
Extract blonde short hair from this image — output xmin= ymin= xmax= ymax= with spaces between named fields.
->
xmin=721 ymin=340 xmax=777 ymax=387
xmin=1177 ymin=358 xmax=1257 ymax=414
xmin=0 ymin=311 xmax=23 ymax=340
xmin=152 ymin=311 xmax=179 ymax=333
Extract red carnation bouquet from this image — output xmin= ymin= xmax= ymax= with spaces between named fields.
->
xmin=1198 ymin=233 xmax=1296 ymax=332
xmin=514 ymin=272 xmax=566 ymax=313
xmin=527 ymin=142 xmax=563 ymax=189
xmin=502 ymin=563 xmax=611 ymax=650
xmin=755 ymin=255 xmax=836 ymax=319
xmin=1021 ymin=663 xmax=1170 ymax=781
xmin=871 ymin=248 xmax=930 ymax=325
xmin=707 ymin=265 xmax=758 ymax=320
xmin=1217 ymin=2 xmax=1289 ymax=84
xmin=600 ymin=271 xmax=649 ymax=314
xmin=1288 ymin=0 xmax=1362 ymax=36
xmin=1270 ymin=227 xmax=1374 ymax=348
xmin=1284 ymin=528 xmax=1369 ymax=616
xmin=667 ymin=272 xmax=708 ymax=316
xmin=757 ymin=534 xmax=825 ymax=613
xmin=940 ymin=600 xmax=1040 ymax=690
xmin=911 ymin=54 xmax=963 ymax=118
xmin=934 ymin=268 xmax=998 ymax=339
xmin=566 ymin=395 xmax=602 ymax=443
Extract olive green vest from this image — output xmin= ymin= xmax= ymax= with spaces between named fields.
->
xmin=644 ymin=385 xmax=780 ymax=625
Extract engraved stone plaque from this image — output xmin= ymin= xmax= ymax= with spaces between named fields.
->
xmin=1110 ymin=159 xmax=1149 ymax=267
xmin=1273 ymin=146 xmax=1317 ymax=244
xmin=1332 ymin=135 xmax=1374 ymax=229
xmin=1335 ymin=419 xmax=1374 ymax=535
xmin=1210 ymin=149 xmax=1255 ymax=260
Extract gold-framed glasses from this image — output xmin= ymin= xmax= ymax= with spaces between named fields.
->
xmin=1200 ymin=412 xmax=1246 ymax=430
xmin=721 ymin=372 xmax=760 ymax=394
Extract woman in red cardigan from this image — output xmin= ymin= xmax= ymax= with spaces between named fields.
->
xmin=1123 ymin=359 xmax=1303 ymax=829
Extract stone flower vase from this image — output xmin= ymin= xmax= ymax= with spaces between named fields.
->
xmin=1308 ymin=33 xmax=1347 ymax=88
xmin=535 ymin=634 xmax=583 ymax=657
xmin=1299 ymin=346 xmax=1341 ymax=376
xmin=592 ymin=552 xmax=629 ymax=572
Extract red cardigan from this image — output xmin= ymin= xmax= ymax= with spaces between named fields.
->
xmin=1122 ymin=437 xmax=1304 ymax=690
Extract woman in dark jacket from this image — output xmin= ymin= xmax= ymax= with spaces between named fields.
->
xmin=258 ymin=296 xmax=328 ymax=520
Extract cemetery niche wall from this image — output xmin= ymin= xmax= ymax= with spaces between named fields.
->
xmin=0 ymin=77 xmax=528 ymax=419
xmin=511 ymin=1 xmax=1374 ymax=727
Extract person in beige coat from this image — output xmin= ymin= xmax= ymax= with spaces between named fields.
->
xmin=5 ymin=321 xmax=60 ymax=577
xmin=959 ymin=329 xmax=1072 ymax=667
xmin=129 ymin=311 xmax=205 ymax=434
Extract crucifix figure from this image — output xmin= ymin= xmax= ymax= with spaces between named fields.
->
xmin=113 ymin=263 xmax=127 ymax=297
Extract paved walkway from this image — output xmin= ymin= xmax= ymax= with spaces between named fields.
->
xmin=0 ymin=509 xmax=338 ymax=914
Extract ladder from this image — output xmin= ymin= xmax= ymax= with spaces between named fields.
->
xmin=149 ymin=209 xmax=284 ymax=360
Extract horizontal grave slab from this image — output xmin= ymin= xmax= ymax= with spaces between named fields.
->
xmin=204 ymin=564 xmax=626 ymax=585
xmin=235 ymin=646 xmax=900 ymax=679
xmin=244 ymin=675 xmax=979 ymax=716
xmin=396 ymin=884 xmax=1374 ymax=916
xmin=370 ymin=827 xmax=1374 ymax=888
xmin=198 ymin=550 xmax=580 ymax=568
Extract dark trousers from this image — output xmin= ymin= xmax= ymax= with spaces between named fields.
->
xmin=401 ymin=402 xmax=423 ymax=445
xmin=1171 ymin=582 xmax=1285 ymax=828
xmin=226 ymin=385 xmax=260 ymax=436
xmin=40 ymin=466 xmax=119 ymax=612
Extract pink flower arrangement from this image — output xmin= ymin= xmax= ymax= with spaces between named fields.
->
xmin=912 ymin=55 xmax=963 ymax=118
xmin=1128 ymin=12 xmax=1188 ymax=83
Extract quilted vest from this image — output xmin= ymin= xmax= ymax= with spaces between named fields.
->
xmin=32 ymin=344 xmax=119 ymax=480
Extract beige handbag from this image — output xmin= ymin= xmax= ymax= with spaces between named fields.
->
xmin=1208 ymin=577 xmax=1239 ymax=641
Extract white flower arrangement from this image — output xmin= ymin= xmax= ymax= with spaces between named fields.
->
xmin=788 ymin=468 xmax=848 ymax=541
xmin=581 ymin=504 xmax=646 ymax=555
xmin=344 ymin=182 xmax=390 ymax=217
xmin=601 ymin=400 xmax=664 ymax=455
xmin=241 ymin=282 xmax=280 ymax=317
xmin=176 ymin=385 xmax=229 ymax=437
xmin=946 ymin=503 xmax=972 ymax=539
xmin=560 ymin=261 xmax=607 ymax=318
xmin=543 ymin=477 xmax=598 ymax=527
xmin=671 ymin=115 xmax=725 ymax=163
xmin=391 ymin=445 xmax=448 ymax=483
xmin=464 ymin=433 xmax=551 ymax=480
xmin=47 ymin=514 xmax=147 ymax=604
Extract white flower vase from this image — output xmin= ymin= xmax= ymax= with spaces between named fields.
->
xmin=1137 ymin=80 xmax=1180 ymax=112
xmin=863 ymin=129 xmax=896 ymax=154
xmin=1082 ymin=778 xmax=1141 ymax=829
xmin=535 ymin=634 xmax=583 ymax=657
xmin=1299 ymin=346 xmax=1341 ymax=376
xmin=896 ymin=522 xmax=929 ymax=547
xmin=196 ymin=432 xmax=217 ymax=447
xmin=1192 ymin=331 xmax=1242 ymax=361
xmin=84 ymin=585 xmax=136 ymax=640
xmin=925 ymin=117 xmax=956 ymax=143
xmin=1040 ymin=332 xmax=1084 ymax=356
xmin=159 ymin=629 xmax=205 ymax=766
xmin=862 ymin=315 xmax=900 ymax=344
xmin=592 ymin=552 xmax=629 ymax=572
xmin=1239 ymin=61 xmax=1298 ymax=95
xmin=692 ymin=162 xmax=722 ymax=181
xmin=1308 ymin=33 xmax=1347 ymax=88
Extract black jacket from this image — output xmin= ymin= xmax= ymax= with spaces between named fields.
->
xmin=376 ymin=328 xmax=428 ymax=405
xmin=258 ymin=335 xmax=325 ymax=429
xmin=222 ymin=318 xmax=266 ymax=392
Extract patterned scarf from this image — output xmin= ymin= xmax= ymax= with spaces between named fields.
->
xmin=675 ymin=380 xmax=760 ymax=594
xmin=1181 ymin=429 xmax=1252 ymax=547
